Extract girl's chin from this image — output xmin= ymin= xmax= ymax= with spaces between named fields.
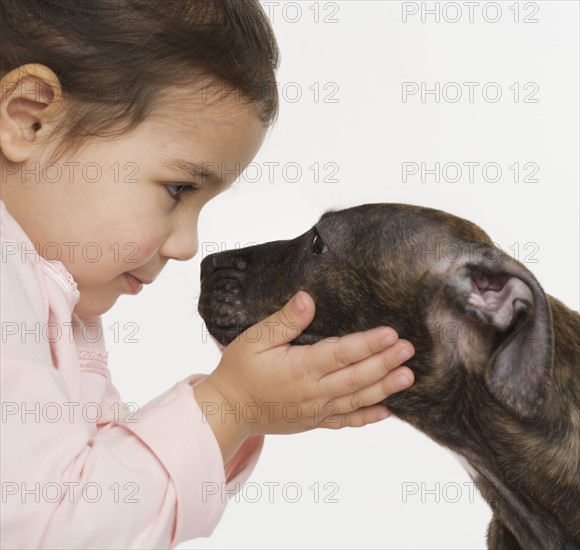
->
xmin=72 ymin=290 xmax=118 ymax=318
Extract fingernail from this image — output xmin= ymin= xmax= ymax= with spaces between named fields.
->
xmin=381 ymin=328 xmax=398 ymax=347
xmin=398 ymin=345 xmax=414 ymax=361
xmin=396 ymin=373 xmax=412 ymax=389
xmin=293 ymin=292 xmax=307 ymax=313
xmin=377 ymin=409 xmax=391 ymax=420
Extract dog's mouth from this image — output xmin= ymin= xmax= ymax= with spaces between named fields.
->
xmin=200 ymin=281 xmax=330 ymax=348
xmin=207 ymin=323 xmax=329 ymax=349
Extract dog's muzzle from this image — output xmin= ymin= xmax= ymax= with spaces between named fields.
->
xmin=199 ymin=252 xmax=251 ymax=345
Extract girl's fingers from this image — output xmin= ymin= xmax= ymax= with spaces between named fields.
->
xmin=328 ymin=366 xmax=415 ymax=415
xmin=236 ymin=291 xmax=316 ymax=353
xmin=319 ymin=340 xmax=415 ymax=396
xmin=319 ymin=404 xmax=394 ymax=429
xmin=303 ymin=326 xmax=400 ymax=376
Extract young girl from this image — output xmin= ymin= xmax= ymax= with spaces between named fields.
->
xmin=0 ymin=1 xmax=415 ymax=547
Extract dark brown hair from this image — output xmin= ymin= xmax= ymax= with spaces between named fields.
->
xmin=0 ymin=0 xmax=280 ymax=161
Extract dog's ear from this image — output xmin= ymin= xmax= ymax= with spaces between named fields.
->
xmin=437 ymin=246 xmax=554 ymax=418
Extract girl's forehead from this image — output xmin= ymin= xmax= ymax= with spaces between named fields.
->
xmin=150 ymin=99 xmax=263 ymax=138
xmin=149 ymin=83 xmax=262 ymax=124
xmin=128 ymin=96 xmax=267 ymax=177
xmin=145 ymin=97 xmax=264 ymax=145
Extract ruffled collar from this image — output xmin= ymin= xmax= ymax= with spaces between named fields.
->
xmin=40 ymin=257 xmax=81 ymax=306
xmin=1 ymin=200 xmax=81 ymax=306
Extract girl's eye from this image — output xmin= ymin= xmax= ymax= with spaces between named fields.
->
xmin=312 ymin=231 xmax=328 ymax=255
xmin=165 ymin=184 xmax=196 ymax=201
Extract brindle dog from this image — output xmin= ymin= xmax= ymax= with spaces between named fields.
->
xmin=198 ymin=203 xmax=580 ymax=549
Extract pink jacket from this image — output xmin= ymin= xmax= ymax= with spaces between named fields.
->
xmin=0 ymin=200 xmax=264 ymax=549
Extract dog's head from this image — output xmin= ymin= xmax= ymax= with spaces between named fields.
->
xmin=199 ymin=203 xmax=553 ymax=426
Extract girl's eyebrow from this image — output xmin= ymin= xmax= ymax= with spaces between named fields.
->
xmin=161 ymin=158 xmax=226 ymax=186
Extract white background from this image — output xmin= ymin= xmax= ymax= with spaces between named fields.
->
xmin=103 ymin=2 xmax=579 ymax=548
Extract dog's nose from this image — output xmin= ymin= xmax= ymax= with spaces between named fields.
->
xmin=200 ymin=252 xmax=247 ymax=279
xmin=234 ymin=258 xmax=247 ymax=271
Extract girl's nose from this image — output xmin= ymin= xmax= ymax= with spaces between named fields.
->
xmin=160 ymin=226 xmax=199 ymax=262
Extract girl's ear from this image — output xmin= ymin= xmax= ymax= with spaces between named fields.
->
xmin=0 ymin=63 xmax=63 ymax=163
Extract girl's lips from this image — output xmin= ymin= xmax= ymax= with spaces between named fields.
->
xmin=123 ymin=273 xmax=144 ymax=294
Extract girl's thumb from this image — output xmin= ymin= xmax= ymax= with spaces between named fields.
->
xmin=244 ymin=291 xmax=316 ymax=351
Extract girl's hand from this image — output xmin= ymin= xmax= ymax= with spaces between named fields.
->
xmin=193 ymin=291 xmax=415 ymax=462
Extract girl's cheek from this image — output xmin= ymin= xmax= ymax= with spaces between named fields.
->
xmin=133 ymin=235 xmax=163 ymax=263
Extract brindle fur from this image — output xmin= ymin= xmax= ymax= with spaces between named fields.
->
xmin=198 ymin=203 xmax=580 ymax=549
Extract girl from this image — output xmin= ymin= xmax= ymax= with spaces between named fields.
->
xmin=0 ymin=1 xmax=415 ymax=548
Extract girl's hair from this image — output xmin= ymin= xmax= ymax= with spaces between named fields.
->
xmin=0 ymin=0 xmax=280 ymax=162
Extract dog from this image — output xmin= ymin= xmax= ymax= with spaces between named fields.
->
xmin=198 ymin=203 xmax=580 ymax=549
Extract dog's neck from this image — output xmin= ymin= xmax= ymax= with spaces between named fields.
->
xmin=386 ymin=296 xmax=580 ymax=548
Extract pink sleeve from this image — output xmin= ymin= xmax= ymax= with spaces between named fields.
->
xmin=1 ymin=360 xmax=263 ymax=549
xmin=114 ymin=374 xmax=265 ymax=547
xmin=1 ymin=201 xmax=263 ymax=548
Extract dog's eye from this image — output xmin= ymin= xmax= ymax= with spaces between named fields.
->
xmin=312 ymin=232 xmax=328 ymax=255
